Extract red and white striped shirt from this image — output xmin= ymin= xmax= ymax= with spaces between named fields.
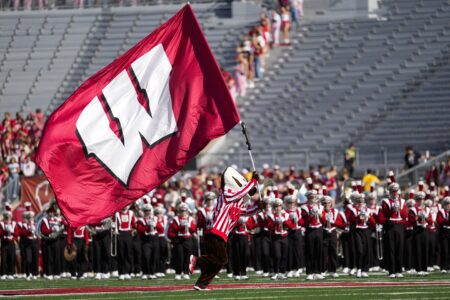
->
xmin=208 ymin=179 xmax=258 ymax=242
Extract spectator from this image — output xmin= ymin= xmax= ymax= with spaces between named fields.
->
xmin=362 ymin=169 xmax=380 ymax=192
xmin=326 ymin=166 xmax=338 ymax=199
xmin=21 ymin=156 xmax=36 ymax=177
xmin=344 ymin=143 xmax=356 ymax=178
xmin=425 ymin=164 xmax=439 ymax=186
xmin=404 ymin=146 xmax=421 ymax=169
xmin=7 ymin=157 xmax=20 ymax=201
xmin=271 ymin=9 xmax=281 ymax=46
xmin=280 ymin=6 xmax=291 ymax=44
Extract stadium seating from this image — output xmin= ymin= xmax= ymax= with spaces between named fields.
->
xmin=216 ymin=0 xmax=450 ymax=172
xmin=0 ymin=3 xmax=258 ymax=114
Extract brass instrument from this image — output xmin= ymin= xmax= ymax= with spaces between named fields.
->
xmin=110 ymin=219 xmax=118 ymax=257
xmin=326 ymin=211 xmax=333 ymax=229
xmin=375 ymin=224 xmax=383 ymax=260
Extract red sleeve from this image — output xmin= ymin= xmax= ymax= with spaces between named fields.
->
xmin=84 ymin=228 xmax=89 ymax=246
xmin=168 ymin=221 xmax=178 ymax=239
xmin=381 ymin=202 xmax=390 ymax=223
xmin=378 ymin=210 xmax=386 ymax=225
xmin=0 ymin=225 xmax=3 ymax=237
xmin=437 ymin=211 xmax=445 ymax=227
xmin=406 ymin=211 xmax=416 ymax=228
xmin=223 ymin=179 xmax=256 ymax=203
xmin=13 ymin=225 xmax=19 ymax=239
xmin=400 ymin=205 xmax=408 ymax=221
xmin=67 ymin=227 xmax=74 ymax=246
xmin=284 ymin=218 xmax=295 ymax=229
xmin=137 ymin=220 xmax=147 ymax=233
xmin=156 ymin=221 xmax=164 ymax=234
xmin=301 ymin=209 xmax=309 ymax=227
xmin=196 ymin=211 xmax=206 ymax=230
xmin=368 ymin=214 xmax=377 ymax=228
xmin=427 ymin=214 xmax=433 ymax=228
xmin=189 ymin=220 xmax=197 ymax=233
xmin=320 ymin=211 xmax=327 ymax=225
xmin=267 ymin=217 xmax=275 ymax=231
xmin=334 ymin=214 xmax=347 ymax=229
xmin=131 ymin=214 xmax=137 ymax=229
xmin=297 ymin=217 xmax=305 ymax=227
xmin=40 ymin=220 xmax=52 ymax=236
xmin=246 ymin=217 xmax=257 ymax=230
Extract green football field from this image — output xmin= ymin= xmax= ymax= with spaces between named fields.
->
xmin=1 ymin=272 xmax=450 ymax=299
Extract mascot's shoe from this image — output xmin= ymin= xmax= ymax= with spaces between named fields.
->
xmin=194 ymin=285 xmax=211 ymax=291
xmin=189 ymin=255 xmax=197 ymax=274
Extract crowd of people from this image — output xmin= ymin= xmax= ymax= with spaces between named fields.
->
xmin=0 ymin=110 xmax=43 ymax=202
xmin=223 ymin=0 xmax=304 ymax=99
xmin=1 ymin=164 xmax=450 ymax=281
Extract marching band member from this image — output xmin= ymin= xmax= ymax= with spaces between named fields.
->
xmin=131 ymin=203 xmax=143 ymax=278
xmin=154 ymin=207 xmax=168 ymax=277
xmin=113 ymin=205 xmax=137 ymax=280
xmin=437 ymin=197 xmax=450 ymax=272
xmin=20 ymin=205 xmax=38 ymax=280
xmin=320 ymin=195 xmax=343 ymax=278
xmin=230 ymin=214 xmax=250 ymax=280
xmin=138 ymin=204 xmax=163 ymax=279
xmin=340 ymin=197 xmax=354 ymax=274
xmin=40 ymin=205 xmax=64 ymax=280
xmin=367 ymin=187 xmax=382 ymax=271
xmin=428 ymin=191 xmax=441 ymax=271
xmin=56 ymin=206 xmax=69 ymax=279
xmin=350 ymin=193 xmax=376 ymax=278
xmin=256 ymin=197 xmax=273 ymax=277
xmin=168 ymin=203 xmax=196 ymax=280
xmin=409 ymin=191 xmax=432 ymax=275
xmin=267 ymin=198 xmax=294 ymax=280
xmin=284 ymin=195 xmax=304 ymax=278
xmin=403 ymin=191 xmax=416 ymax=274
xmin=381 ymin=176 xmax=407 ymax=278
xmin=197 ymin=192 xmax=216 ymax=256
xmin=91 ymin=218 xmax=112 ymax=279
xmin=67 ymin=225 xmax=90 ymax=279
xmin=301 ymin=190 xmax=324 ymax=280
xmin=0 ymin=207 xmax=19 ymax=279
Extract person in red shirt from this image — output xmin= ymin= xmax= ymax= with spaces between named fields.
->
xmin=380 ymin=180 xmax=408 ymax=278
xmin=66 ymin=225 xmax=90 ymax=279
xmin=409 ymin=191 xmax=432 ymax=275
xmin=230 ymin=214 xmax=251 ymax=280
xmin=168 ymin=203 xmax=196 ymax=280
xmin=154 ymin=206 xmax=168 ymax=278
xmin=320 ymin=195 xmax=344 ymax=278
xmin=268 ymin=198 xmax=294 ymax=279
xmin=0 ymin=208 xmax=19 ymax=279
xmin=349 ymin=193 xmax=376 ymax=278
xmin=91 ymin=217 xmax=113 ymax=280
xmin=20 ymin=205 xmax=38 ymax=280
xmin=255 ymin=197 xmax=273 ymax=277
xmin=138 ymin=204 xmax=163 ymax=279
xmin=40 ymin=205 xmax=64 ymax=279
xmin=284 ymin=195 xmax=304 ymax=278
xmin=113 ymin=205 xmax=136 ymax=280
xmin=301 ymin=190 xmax=324 ymax=280
xmin=191 ymin=167 xmax=259 ymax=290
xmin=437 ymin=197 xmax=450 ymax=272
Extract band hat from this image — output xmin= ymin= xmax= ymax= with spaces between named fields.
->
xmin=320 ymin=195 xmax=332 ymax=204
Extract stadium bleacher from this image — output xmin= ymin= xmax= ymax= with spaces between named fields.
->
xmin=214 ymin=0 xmax=450 ymax=172
xmin=0 ymin=3 xmax=258 ymax=114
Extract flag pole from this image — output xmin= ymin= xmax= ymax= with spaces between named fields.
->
xmin=240 ymin=121 xmax=262 ymax=201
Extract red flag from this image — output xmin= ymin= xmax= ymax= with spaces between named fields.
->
xmin=36 ymin=4 xmax=240 ymax=226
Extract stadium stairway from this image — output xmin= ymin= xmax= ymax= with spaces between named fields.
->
xmin=208 ymin=0 xmax=450 ymax=172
